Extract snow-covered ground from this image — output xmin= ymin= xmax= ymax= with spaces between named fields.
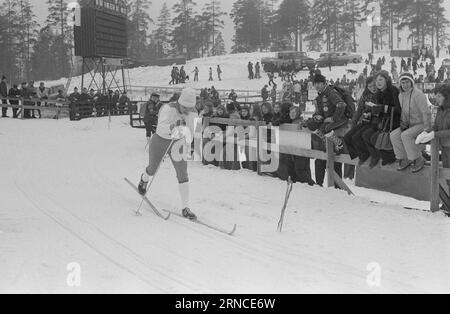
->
xmin=45 ymin=51 xmax=450 ymax=101
xmin=1 ymin=116 xmax=450 ymax=294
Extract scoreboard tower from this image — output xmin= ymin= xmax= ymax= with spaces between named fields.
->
xmin=74 ymin=0 xmax=128 ymax=94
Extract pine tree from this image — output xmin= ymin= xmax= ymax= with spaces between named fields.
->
xmin=202 ymin=0 xmax=226 ymax=56
xmin=397 ymin=0 xmax=434 ymax=48
xmin=274 ymin=0 xmax=310 ymax=51
xmin=128 ymin=0 xmax=153 ymax=61
xmin=308 ymin=0 xmax=341 ymax=52
xmin=17 ymin=0 xmax=39 ymax=81
xmin=230 ymin=0 xmax=271 ymax=53
xmin=171 ymin=0 xmax=198 ymax=59
xmin=0 ymin=0 xmax=21 ymax=83
xmin=212 ymin=32 xmax=226 ymax=55
xmin=31 ymin=26 xmax=58 ymax=80
xmin=153 ymin=3 xmax=172 ymax=58
xmin=46 ymin=0 xmax=72 ymax=77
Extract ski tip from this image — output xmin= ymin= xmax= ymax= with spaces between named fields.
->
xmin=164 ymin=213 xmax=171 ymax=221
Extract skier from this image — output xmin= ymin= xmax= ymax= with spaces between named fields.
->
xmin=248 ymin=62 xmax=254 ymax=80
xmin=0 ymin=76 xmax=8 ymax=117
xmin=137 ymin=87 xmax=199 ymax=220
xmin=255 ymin=62 xmax=261 ymax=79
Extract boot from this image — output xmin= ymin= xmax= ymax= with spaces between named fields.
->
xmin=138 ymin=174 xmax=149 ymax=196
xmin=411 ymin=156 xmax=425 ymax=173
xmin=397 ymin=159 xmax=413 ymax=171
xmin=182 ymin=208 xmax=197 ymax=221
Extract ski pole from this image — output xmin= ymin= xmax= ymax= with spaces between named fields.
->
xmin=278 ymin=177 xmax=293 ymax=232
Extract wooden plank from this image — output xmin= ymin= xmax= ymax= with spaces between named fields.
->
xmin=334 ymin=171 xmax=355 ymax=196
xmin=326 ymin=138 xmax=335 ymax=188
xmin=430 ymin=139 xmax=440 ymax=212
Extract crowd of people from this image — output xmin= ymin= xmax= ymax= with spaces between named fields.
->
xmin=66 ymin=87 xmax=130 ymax=120
xmin=169 ymin=65 xmax=223 ymax=84
xmin=0 ymin=77 xmax=58 ymax=119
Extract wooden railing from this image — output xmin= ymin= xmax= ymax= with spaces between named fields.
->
xmin=203 ymin=118 xmax=450 ymax=213
xmin=0 ymin=97 xmax=70 ymax=119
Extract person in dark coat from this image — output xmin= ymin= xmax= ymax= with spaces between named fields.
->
xmin=344 ymin=76 xmax=378 ymax=164
xmin=1 ymin=76 xmax=8 ymax=117
xmin=361 ymin=70 xmax=401 ymax=167
xmin=143 ymin=92 xmax=161 ymax=139
xmin=8 ymin=84 xmax=21 ymax=118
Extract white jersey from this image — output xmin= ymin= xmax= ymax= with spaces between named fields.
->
xmin=156 ymin=103 xmax=198 ymax=141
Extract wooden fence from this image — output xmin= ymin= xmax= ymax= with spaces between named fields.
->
xmin=203 ymin=117 xmax=450 ymax=213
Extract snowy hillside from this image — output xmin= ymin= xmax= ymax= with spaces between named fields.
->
xmin=44 ymin=51 xmax=449 ymax=101
xmin=1 ymin=116 xmax=450 ymax=293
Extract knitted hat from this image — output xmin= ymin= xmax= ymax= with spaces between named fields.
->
xmin=178 ymin=87 xmax=197 ymax=108
xmin=399 ymin=72 xmax=415 ymax=86
xmin=313 ymin=74 xmax=327 ymax=84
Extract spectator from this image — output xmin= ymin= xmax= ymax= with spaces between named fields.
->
xmin=119 ymin=91 xmax=130 ymax=114
xmin=143 ymin=92 xmax=161 ymax=139
xmin=217 ymin=65 xmax=222 ymax=81
xmin=36 ymin=82 xmax=48 ymax=118
xmin=1 ymin=76 xmax=8 ymax=117
xmin=228 ymin=89 xmax=238 ymax=102
xmin=261 ymin=102 xmax=273 ymax=124
xmin=261 ymin=85 xmax=269 ymax=102
xmin=8 ymin=84 xmax=20 ymax=118
xmin=270 ymin=85 xmax=277 ymax=104
xmin=193 ymin=67 xmax=199 ymax=82
xmin=209 ymin=67 xmax=213 ymax=81
xmin=306 ymin=74 xmax=349 ymax=187
xmin=21 ymin=82 xmax=32 ymax=119
xmin=240 ymin=105 xmax=251 ymax=120
xmin=200 ymin=102 xmax=213 ymax=118
xmin=416 ymin=85 xmax=450 ymax=209
xmin=390 ymin=72 xmax=432 ymax=173
xmin=293 ymin=81 xmax=301 ymax=104
xmin=248 ymin=62 xmax=254 ymax=80
xmin=344 ymin=76 xmax=378 ymax=164
xmin=362 ymin=70 xmax=401 ymax=167
xmin=255 ymin=62 xmax=261 ymax=79
xmin=268 ymin=71 xmax=276 ymax=86
xmin=250 ymin=103 xmax=262 ymax=121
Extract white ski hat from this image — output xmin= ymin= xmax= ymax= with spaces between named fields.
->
xmin=178 ymin=87 xmax=197 ymax=108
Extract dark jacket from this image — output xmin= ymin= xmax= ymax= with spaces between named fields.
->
xmin=372 ymin=85 xmax=401 ymax=129
xmin=351 ymin=89 xmax=378 ymax=126
xmin=434 ymin=104 xmax=450 ymax=147
xmin=314 ymin=85 xmax=347 ymax=122
xmin=0 ymin=81 xmax=7 ymax=97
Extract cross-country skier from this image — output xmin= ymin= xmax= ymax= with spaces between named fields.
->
xmin=137 ymin=87 xmax=199 ymax=220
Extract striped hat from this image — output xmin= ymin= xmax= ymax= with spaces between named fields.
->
xmin=399 ymin=72 xmax=415 ymax=85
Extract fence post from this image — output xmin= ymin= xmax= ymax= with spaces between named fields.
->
xmin=430 ymin=138 xmax=440 ymax=212
xmin=256 ymin=122 xmax=262 ymax=175
xmin=326 ymin=138 xmax=335 ymax=188
xmin=20 ymin=98 xmax=24 ymax=119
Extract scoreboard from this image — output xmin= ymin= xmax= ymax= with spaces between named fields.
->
xmin=74 ymin=0 xmax=128 ymax=58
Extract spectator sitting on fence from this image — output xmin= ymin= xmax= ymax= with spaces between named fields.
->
xmin=261 ymin=85 xmax=269 ymax=102
xmin=344 ymin=76 xmax=378 ymax=165
xmin=228 ymin=89 xmax=238 ymax=102
xmin=239 ymin=105 xmax=251 ymax=120
xmin=416 ymin=85 xmax=450 ymax=210
xmin=200 ymin=102 xmax=213 ymax=118
xmin=362 ymin=70 xmax=401 ymax=168
xmin=304 ymin=74 xmax=350 ymax=187
xmin=390 ymin=72 xmax=432 ymax=173
xmin=261 ymin=102 xmax=273 ymax=124
xmin=250 ymin=103 xmax=262 ymax=122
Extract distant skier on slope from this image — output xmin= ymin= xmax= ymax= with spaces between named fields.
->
xmin=137 ymin=88 xmax=199 ymax=220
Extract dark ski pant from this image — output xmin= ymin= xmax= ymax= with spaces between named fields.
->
xmin=361 ymin=126 xmax=396 ymax=164
xmin=314 ymin=159 xmax=343 ymax=187
xmin=278 ymin=154 xmax=315 ymax=186
xmin=145 ymin=134 xmax=189 ymax=184
xmin=344 ymin=123 xmax=374 ymax=161
xmin=1 ymin=99 xmax=7 ymax=117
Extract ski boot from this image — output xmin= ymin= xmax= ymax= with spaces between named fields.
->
xmin=138 ymin=175 xmax=149 ymax=196
xmin=182 ymin=208 xmax=197 ymax=221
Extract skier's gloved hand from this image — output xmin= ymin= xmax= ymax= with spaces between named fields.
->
xmin=171 ymin=126 xmax=193 ymax=143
